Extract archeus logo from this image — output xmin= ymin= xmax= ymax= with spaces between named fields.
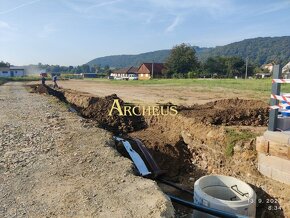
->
xmin=108 ymin=99 xmax=178 ymax=116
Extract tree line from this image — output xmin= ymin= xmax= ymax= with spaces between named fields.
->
xmin=1 ymin=43 xmax=271 ymax=78
xmin=163 ymin=43 xmax=269 ymax=78
xmin=36 ymin=63 xmax=111 ymax=75
xmin=0 ymin=61 xmax=112 ymax=75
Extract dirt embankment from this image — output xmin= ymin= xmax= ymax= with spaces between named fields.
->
xmin=30 ymin=85 xmax=146 ymax=133
xmin=131 ymin=98 xmax=269 ymax=180
xmin=130 ymin=102 xmax=288 ymax=217
xmin=30 ymin=84 xmax=289 ymax=217
xmin=178 ymin=98 xmax=269 ymax=126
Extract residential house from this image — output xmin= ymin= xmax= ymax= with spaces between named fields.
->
xmin=0 ymin=66 xmax=25 ymax=77
xmin=0 ymin=67 xmax=10 ymax=77
xmin=261 ymin=63 xmax=274 ymax=73
xmin=137 ymin=63 xmax=165 ymax=80
xmin=111 ymin=66 xmax=138 ymax=80
xmin=283 ymin=61 xmax=290 ymax=78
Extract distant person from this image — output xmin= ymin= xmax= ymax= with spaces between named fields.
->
xmin=41 ymin=75 xmax=46 ymax=85
xmin=53 ymin=75 xmax=59 ymax=88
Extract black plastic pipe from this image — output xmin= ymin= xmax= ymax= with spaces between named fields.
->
xmin=168 ymin=194 xmax=248 ymax=218
xmin=157 ymin=178 xmax=193 ymax=196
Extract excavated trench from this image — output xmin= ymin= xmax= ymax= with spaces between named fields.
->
xmin=29 ymin=84 xmax=286 ymax=218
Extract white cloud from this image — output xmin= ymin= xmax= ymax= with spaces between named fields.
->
xmin=254 ymin=1 xmax=290 ymax=16
xmin=0 ymin=0 xmax=42 ymax=15
xmin=85 ymin=0 xmax=122 ymax=12
xmin=62 ymin=0 xmax=122 ymax=13
xmin=166 ymin=16 xmax=180 ymax=32
xmin=145 ymin=0 xmax=233 ymax=15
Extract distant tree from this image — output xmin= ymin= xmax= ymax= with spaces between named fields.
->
xmin=104 ymin=65 xmax=110 ymax=71
xmin=204 ymin=56 xmax=247 ymax=78
xmin=103 ymin=65 xmax=111 ymax=76
xmin=90 ymin=66 xmax=96 ymax=74
xmin=75 ymin=66 xmax=82 ymax=74
xmin=52 ymin=65 xmax=61 ymax=73
xmin=81 ymin=64 xmax=90 ymax=73
xmin=106 ymin=69 xmax=112 ymax=76
xmin=204 ymin=57 xmax=224 ymax=76
xmin=165 ymin=43 xmax=199 ymax=77
xmin=95 ymin=64 xmax=101 ymax=73
xmin=0 ymin=61 xmax=10 ymax=67
xmin=68 ymin=66 xmax=74 ymax=72
xmin=225 ymin=57 xmax=245 ymax=77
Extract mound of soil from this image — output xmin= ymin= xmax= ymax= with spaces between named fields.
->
xmin=30 ymin=85 xmax=146 ymax=133
xmin=79 ymin=94 xmax=147 ymax=133
xmin=30 ymin=84 xmax=50 ymax=94
xmin=29 ymin=84 xmax=67 ymax=102
xmin=178 ymin=98 xmax=269 ymax=126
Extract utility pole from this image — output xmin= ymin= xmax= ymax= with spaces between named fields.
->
xmin=245 ymin=57 xmax=249 ymax=79
xmin=151 ymin=60 xmax=154 ymax=79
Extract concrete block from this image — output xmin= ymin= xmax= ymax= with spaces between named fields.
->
xmin=272 ymin=168 xmax=290 ymax=185
xmin=258 ymin=153 xmax=290 ymax=185
xmin=264 ymin=130 xmax=290 ymax=144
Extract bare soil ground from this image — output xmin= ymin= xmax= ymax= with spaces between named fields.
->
xmin=28 ymin=82 xmax=290 ymax=218
xmin=54 ymin=79 xmax=264 ymax=105
xmin=0 ymin=82 xmax=174 ymax=218
xmin=178 ymin=98 xmax=269 ymax=126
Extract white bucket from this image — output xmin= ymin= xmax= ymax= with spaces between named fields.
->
xmin=193 ymin=175 xmax=256 ymax=218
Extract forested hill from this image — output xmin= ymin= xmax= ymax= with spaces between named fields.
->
xmin=87 ymin=49 xmax=171 ymax=69
xmin=200 ymin=36 xmax=290 ymax=66
xmin=87 ymin=47 xmax=211 ymax=68
xmin=87 ymin=36 xmax=290 ymax=68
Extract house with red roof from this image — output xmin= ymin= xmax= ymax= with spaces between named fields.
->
xmin=137 ymin=63 xmax=165 ymax=80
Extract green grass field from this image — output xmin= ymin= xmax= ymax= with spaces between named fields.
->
xmin=84 ymin=78 xmax=290 ymax=94
xmin=0 ymin=76 xmax=41 ymax=85
xmin=0 ymin=78 xmax=9 ymax=85
xmin=2 ymin=77 xmax=290 ymax=101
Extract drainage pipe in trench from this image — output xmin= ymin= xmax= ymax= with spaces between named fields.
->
xmin=113 ymin=136 xmax=250 ymax=218
xmin=168 ymin=195 xmax=248 ymax=218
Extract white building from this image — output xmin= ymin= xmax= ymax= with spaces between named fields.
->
xmin=0 ymin=66 xmax=25 ymax=77
xmin=261 ymin=63 xmax=274 ymax=73
xmin=283 ymin=61 xmax=290 ymax=78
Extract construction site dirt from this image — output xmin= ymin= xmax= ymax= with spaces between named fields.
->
xmin=30 ymin=84 xmax=290 ymax=218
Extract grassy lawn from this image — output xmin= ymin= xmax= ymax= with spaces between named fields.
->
xmin=0 ymin=78 xmax=9 ymax=85
xmin=0 ymin=76 xmax=40 ymax=85
xmin=84 ymin=78 xmax=290 ymax=93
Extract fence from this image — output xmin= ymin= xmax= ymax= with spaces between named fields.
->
xmin=268 ymin=65 xmax=290 ymax=131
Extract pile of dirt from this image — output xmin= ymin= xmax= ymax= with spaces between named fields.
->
xmin=30 ymin=85 xmax=146 ymax=133
xmin=79 ymin=94 xmax=146 ymax=133
xmin=30 ymin=84 xmax=50 ymax=94
xmin=178 ymin=98 xmax=269 ymax=126
xmin=29 ymin=84 xmax=67 ymax=102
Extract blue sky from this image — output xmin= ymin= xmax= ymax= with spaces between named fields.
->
xmin=0 ymin=0 xmax=290 ymax=66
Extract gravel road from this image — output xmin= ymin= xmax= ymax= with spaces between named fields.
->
xmin=0 ymin=82 xmax=174 ymax=218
